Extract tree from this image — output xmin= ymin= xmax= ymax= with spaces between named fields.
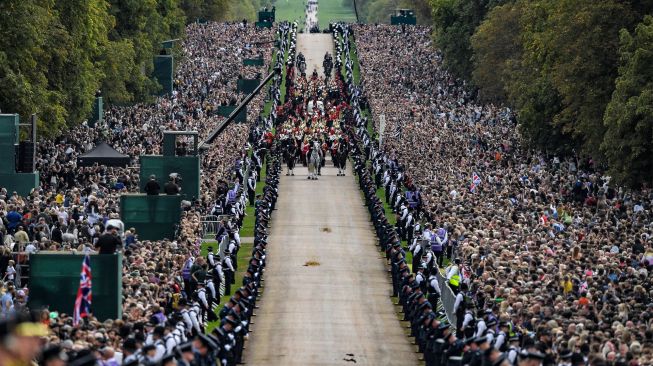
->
xmin=51 ymin=0 xmax=113 ymax=126
xmin=602 ymin=16 xmax=653 ymax=187
xmin=541 ymin=0 xmax=633 ymax=158
xmin=181 ymin=0 xmax=230 ymax=22
xmin=107 ymin=0 xmax=187 ymax=102
xmin=429 ymin=0 xmax=506 ymax=81
xmin=470 ymin=2 xmax=522 ymax=103
xmin=0 ymin=0 xmax=68 ymax=135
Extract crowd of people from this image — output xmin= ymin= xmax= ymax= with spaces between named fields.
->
xmin=0 ymin=19 xmax=293 ymax=366
xmin=342 ymin=22 xmax=653 ymax=366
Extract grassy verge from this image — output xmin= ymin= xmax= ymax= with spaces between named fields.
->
xmin=318 ymin=0 xmax=357 ymax=30
xmin=274 ymin=0 xmax=306 ymax=29
xmin=348 ymin=34 xmax=361 ymax=84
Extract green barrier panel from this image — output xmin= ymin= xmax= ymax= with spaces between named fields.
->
xmin=139 ymin=155 xmax=200 ymax=199
xmin=391 ymin=9 xmax=417 ymax=25
xmin=0 ymin=172 xmax=40 ymax=197
xmin=243 ymin=58 xmax=265 ymax=67
xmin=153 ymin=55 xmax=174 ymax=96
xmin=0 ymin=114 xmax=40 ymax=195
xmin=217 ymin=105 xmax=247 ymax=123
xmin=255 ymin=21 xmax=273 ymax=29
xmin=120 ymin=195 xmax=182 ymax=240
xmin=28 ymin=254 xmax=122 ymax=321
xmin=89 ymin=96 xmax=103 ymax=128
xmin=0 ymin=114 xmax=19 ymax=172
xmin=162 ymin=131 xmax=198 ymax=157
xmin=258 ymin=10 xmax=275 ymax=22
xmin=237 ymin=78 xmax=260 ymax=94
xmin=161 ymin=39 xmax=180 ymax=49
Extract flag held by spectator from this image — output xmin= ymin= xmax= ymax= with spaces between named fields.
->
xmin=470 ymin=172 xmax=482 ymax=192
xmin=73 ymin=255 xmax=92 ymax=326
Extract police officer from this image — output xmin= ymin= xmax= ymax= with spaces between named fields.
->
xmin=188 ymin=300 xmax=203 ymax=335
xmin=494 ymin=322 xmax=510 ymax=353
xmin=453 ymin=283 xmax=469 ymax=333
xmin=247 ymin=173 xmax=256 ymax=206
xmin=196 ymin=282 xmax=217 ymax=323
xmin=222 ymin=249 xmax=235 ymax=295
xmin=506 ymin=336 xmax=521 ymax=365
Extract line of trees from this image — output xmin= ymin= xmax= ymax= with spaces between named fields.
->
xmin=0 ymin=0 xmax=268 ymax=137
xmin=430 ymin=0 xmax=653 ymax=187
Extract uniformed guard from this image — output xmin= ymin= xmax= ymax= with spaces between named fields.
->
xmin=432 ymin=323 xmax=451 ymax=366
xmin=206 ymin=246 xmax=216 ymax=270
xmin=444 ymin=331 xmax=464 ymax=366
xmin=195 ymin=282 xmax=217 ymax=323
xmin=494 ymin=322 xmax=510 ymax=352
xmin=471 ymin=336 xmax=490 ymax=366
xmin=506 ymin=335 xmax=521 ymax=365
xmin=174 ymin=342 xmax=194 ymax=366
xmin=163 ymin=322 xmax=178 ymax=355
xmin=188 ymin=300 xmax=203 ymax=335
xmin=222 ymin=249 xmax=235 ymax=295
xmin=247 ymin=173 xmax=256 ymax=206
xmin=461 ymin=337 xmax=479 ymax=366
xmin=517 ymin=350 xmax=546 ymax=366
xmin=453 ymin=283 xmax=469 ymax=333
xmin=192 ymin=334 xmax=219 ymax=366
xmin=493 ymin=353 xmax=511 ymax=366
xmin=485 ymin=318 xmax=498 ymax=344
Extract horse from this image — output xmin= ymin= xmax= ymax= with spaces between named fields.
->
xmin=297 ymin=52 xmax=307 ymax=76
xmin=334 ymin=141 xmax=349 ymax=176
xmin=307 ymin=141 xmax=322 ymax=180
xmin=283 ymin=140 xmax=298 ymax=176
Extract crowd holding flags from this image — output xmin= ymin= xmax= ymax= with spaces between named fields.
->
xmin=469 ymin=172 xmax=481 ymax=193
xmin=72 ymin=255 xmax=92 ymax=326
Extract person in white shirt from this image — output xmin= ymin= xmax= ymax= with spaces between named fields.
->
xmin=4 ymin=260 xmax=16 ymax=284
xmin=24 ymin=241 xmax=37 ymax=255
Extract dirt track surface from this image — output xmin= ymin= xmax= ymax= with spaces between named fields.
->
xmin=244 ymin=35 xmax=418 ymax=364
xmin=297 ymin=33 xmax=334 ymax=76
xmin=244 ymin=161 xmax=419 ymax=365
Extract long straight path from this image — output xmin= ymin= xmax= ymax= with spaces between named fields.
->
xmin=244 ymin=34 xmax=418 ymax=366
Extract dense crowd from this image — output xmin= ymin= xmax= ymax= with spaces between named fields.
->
xmin=344 ymin=23 xmax=653 ymax=366
xmin=0 ymin=20 xmax=291 ymax=366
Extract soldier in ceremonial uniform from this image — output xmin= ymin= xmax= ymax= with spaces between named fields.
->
xmin=192 ymin=334 xmax=219 ymax=366
xmin=461 ymin=337 xmax=480 ymax=366
xmin=174 ymin=342 xmax=194 ymax=366
xmin=444 ymin=329 xmax=464 ymax=366
xmin=518 ymin=350 xmax=546 ymax=366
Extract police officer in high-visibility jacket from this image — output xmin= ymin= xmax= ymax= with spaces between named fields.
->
xmin=446 ymin=258 xmax=462 ymax=294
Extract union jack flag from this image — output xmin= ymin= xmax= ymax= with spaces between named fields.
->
xmin=472 ymin=172 xmax=482 ymax=185
xmin=73 ymin=255 xmax=92 ymax=326
xmin=470 ymin=172 xmax=482 ymax=193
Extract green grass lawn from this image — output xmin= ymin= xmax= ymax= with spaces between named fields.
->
xmin=273 ymin=0 xmax=356 ymax=30
xmin=318 ymin=0 xmax=357 ymax=30
xmin=274 ymin=0 xmax=306 ymax=27
xmin=348 ymin=34 xmax=361 ymax=84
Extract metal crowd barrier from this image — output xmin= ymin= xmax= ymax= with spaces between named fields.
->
xmin=436 ymin=270 xmax=458 ymax=327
